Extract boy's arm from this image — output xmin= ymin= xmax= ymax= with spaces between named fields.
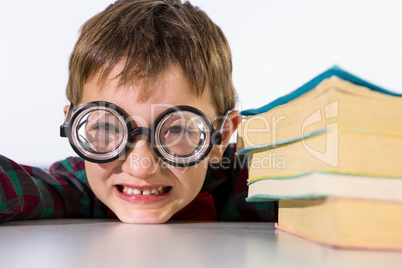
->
xmin=0 ymin=155 xmax=109 ymax=223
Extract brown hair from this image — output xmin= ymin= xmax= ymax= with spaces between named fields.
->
xmin=66 ymin=0 xmax=236 ymax=115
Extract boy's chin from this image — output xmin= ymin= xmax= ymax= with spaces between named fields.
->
xmin=115 ymin=210 xmax=173 ymax=224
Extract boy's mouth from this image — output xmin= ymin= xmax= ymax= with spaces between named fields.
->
xmin=117 ymin=185 xmax=172 ymax=196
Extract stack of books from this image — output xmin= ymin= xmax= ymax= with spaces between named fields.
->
xmin=237 ymin=66 xmax=402 ymax=250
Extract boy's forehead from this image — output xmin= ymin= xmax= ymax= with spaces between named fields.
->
xmin=80 ymin=63 xmax=217 ymax=119
xmin=82 ymin=64 xmax=184 ymax=101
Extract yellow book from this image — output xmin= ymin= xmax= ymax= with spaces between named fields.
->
xmin=277 ymin=198 xmax=402 ymax=250
xmin=237 ymin=68 xmax=402 ymax=155
xmin=247 ymin=127 xmax=402 ymax=181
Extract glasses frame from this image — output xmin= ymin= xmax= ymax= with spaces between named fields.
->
xmin=60 ymin=101 xmax=229 ymax=167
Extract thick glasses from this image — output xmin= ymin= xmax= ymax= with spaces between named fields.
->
xmin=60 ymin=101 xmax=229 ymax=167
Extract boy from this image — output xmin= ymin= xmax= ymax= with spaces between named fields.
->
xmin=0 ymin=0 xmax=277 ymax=223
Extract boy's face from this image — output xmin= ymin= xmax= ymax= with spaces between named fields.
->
xmin=79 ymin=64 xmax=227 ymax=224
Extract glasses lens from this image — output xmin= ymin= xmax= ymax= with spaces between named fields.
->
xmin=71 ymin=106 xmax=127 ymax=160
xmin=155 ymin=111 xmax=211 ymax=165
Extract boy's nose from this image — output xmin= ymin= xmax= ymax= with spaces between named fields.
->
xmin=121 ymin=138 xmax=161 ymax=179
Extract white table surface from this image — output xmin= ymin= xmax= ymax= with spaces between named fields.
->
xmin=1 ymin=219 xmax=401 ymax=268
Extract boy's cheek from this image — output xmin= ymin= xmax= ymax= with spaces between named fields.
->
xmin=168 ymin=163 xmax=208 ymax=189
xmin=84 ymin=160 xmax=118 ymax=180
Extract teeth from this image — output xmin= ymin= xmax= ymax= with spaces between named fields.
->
xmin=143 ymin=190 xmax=151 ymax=195
xmin=133 ymin=189 xmax=141 ymax=195
xmin=121 ymin=186 xmax=167 ymax=196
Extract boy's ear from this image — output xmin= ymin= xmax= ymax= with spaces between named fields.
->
xmin=63 ymin=105 xmax=70 ymax=116
xmin=209 ymin=110 xmax=241 ymax=163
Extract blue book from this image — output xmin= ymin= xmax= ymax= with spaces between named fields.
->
xmin=241 ymin=66 xmax=401 ymax=117
xmin=237 ymin=66 xmax=402 ymax=155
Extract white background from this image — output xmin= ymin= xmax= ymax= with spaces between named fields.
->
xmin=1 ymin=0 xmax=401 ymax=167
